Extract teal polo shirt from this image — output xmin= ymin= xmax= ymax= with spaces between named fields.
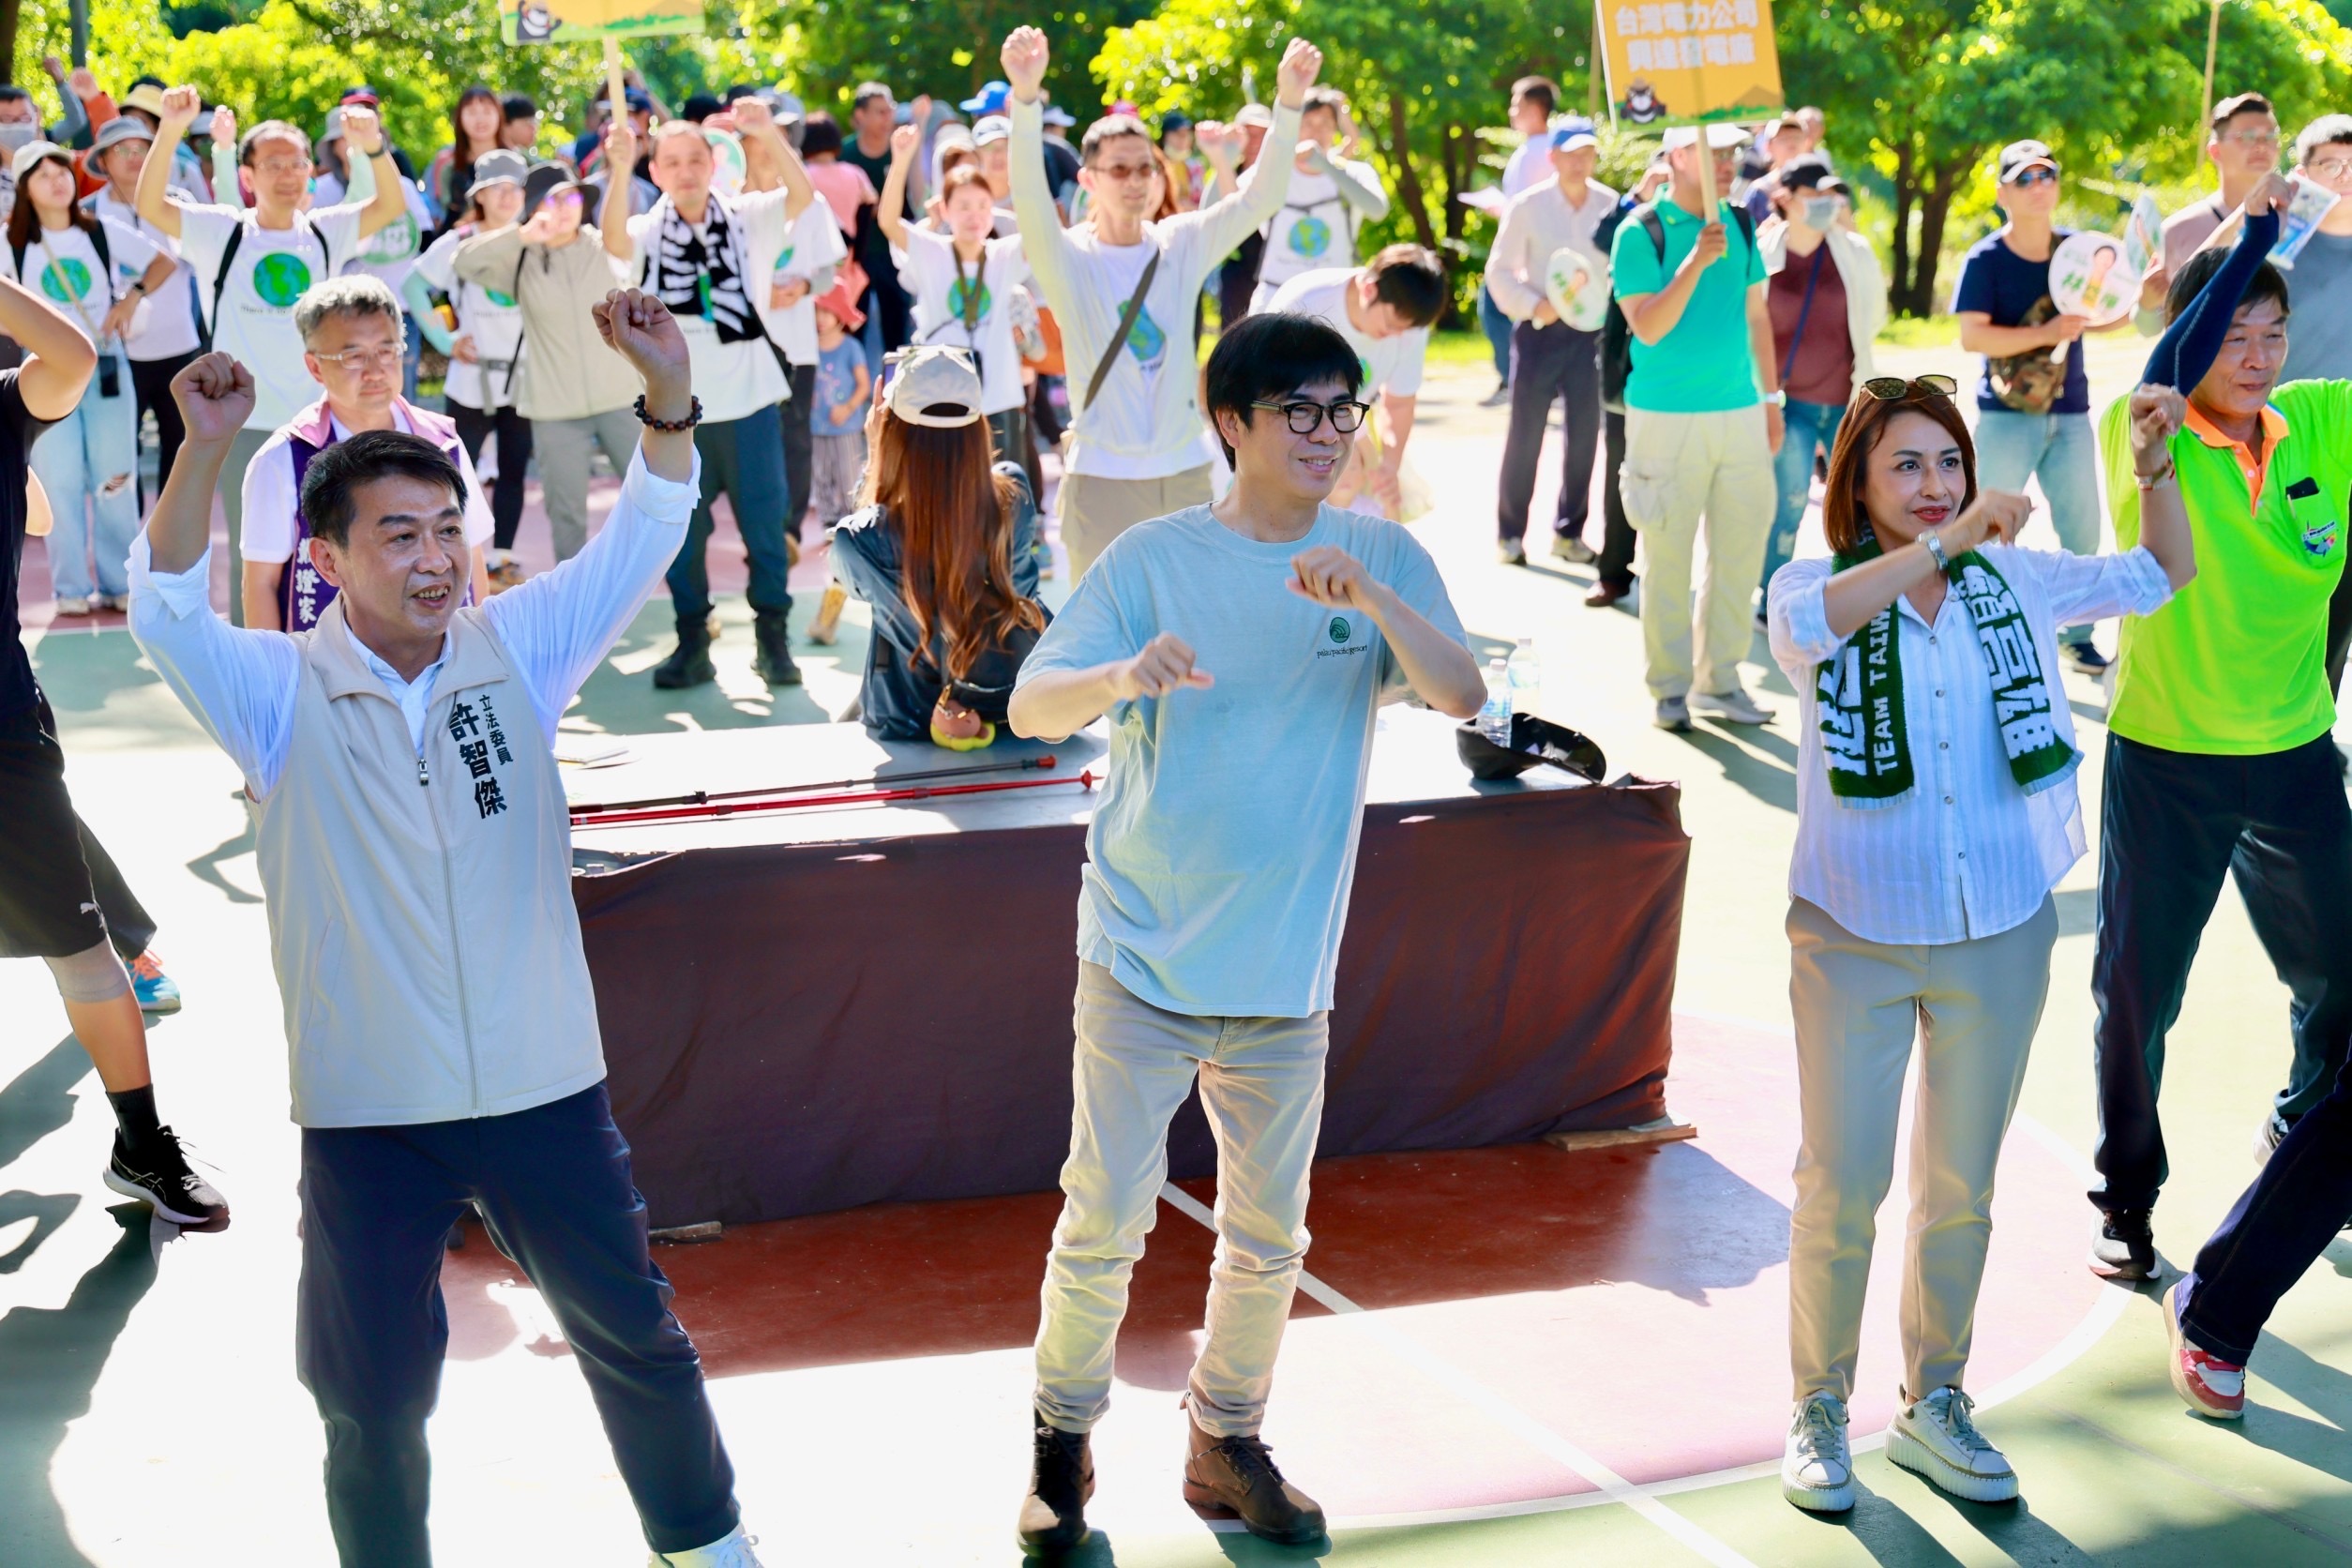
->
xmin=1609 ymin=197 xmax=1766 ymax=414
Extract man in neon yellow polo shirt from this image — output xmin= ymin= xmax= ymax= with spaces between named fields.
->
xmin=2088 ymin=224 xmax=2352 ymax=1284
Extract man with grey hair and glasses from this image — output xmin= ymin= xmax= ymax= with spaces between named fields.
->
xmin=239 ymin=275 xmax=491 ymax=631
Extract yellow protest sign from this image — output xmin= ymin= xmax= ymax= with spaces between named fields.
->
xmin=1595 ymin=0 xmax=1785 ymax=126
xmin=499 ymin=0 xmax=701 ymax=45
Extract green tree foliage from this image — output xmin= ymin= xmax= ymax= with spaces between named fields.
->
xmin=743 ymin=0 xmax=1158 ymax=118
xmin=1782 ymin=0 xmax=2352 ymax=317
xmin=1092 ymin=0 xmax=1583 ymax=323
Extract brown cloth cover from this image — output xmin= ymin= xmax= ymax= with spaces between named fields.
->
xmin=575 ymin=781 xmax=1690 ymax=1228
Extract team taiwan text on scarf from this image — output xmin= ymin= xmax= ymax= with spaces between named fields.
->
xmin=1816 ymin=537 xmax=2077 ymax=807
xmin=648 ymin=195 xmax=759 ymax=344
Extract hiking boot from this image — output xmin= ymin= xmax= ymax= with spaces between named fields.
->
xmin=652 ymin=621 xmax=716 ymax=689
xmin=2089 ymin=1206 xmax=2157 ymax=1283
xmin=1183 ymin=1413 xmax=1326 ymax=1545
xmin=751 ymin=611 xmax=802 ymax=687
xmin=1016 ymin=1411 xmax=1093 ymax=1555
xmin=806 ymin=583 xmax=848 ymax=646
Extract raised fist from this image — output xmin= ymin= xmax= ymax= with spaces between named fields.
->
xmin=1274 ymin=38 xmax=1325 ymax=105
xmin=339 ymin=103 xmax=384 ymax=157
xmin=1002 ymin=27 xmax=1049 ymax=102
xmin=160 ymin=84 xmax=203 ymax=134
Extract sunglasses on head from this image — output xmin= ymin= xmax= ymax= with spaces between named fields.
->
xmin=1861 ymin=374 xmax=1958 ymax=403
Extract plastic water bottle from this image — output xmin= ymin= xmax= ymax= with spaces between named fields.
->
xmin=1508 ymin=636 xmax=1542 ymax=716
xmin=1477 ymin=657 xmax=1513 ymax=747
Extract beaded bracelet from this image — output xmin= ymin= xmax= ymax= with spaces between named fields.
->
xmin=634 ymin=394 xmax=703 ymax=431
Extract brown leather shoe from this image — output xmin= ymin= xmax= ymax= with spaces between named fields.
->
xmin=1017 ymin=1411 xmax=1093 ymax=1555
xmin=1585 ymin=579 xmax=1634 ymax=609
xmin=1183 ymin=1414 xmax=1327 ymax=1545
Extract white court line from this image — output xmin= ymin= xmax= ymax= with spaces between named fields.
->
xmin=1157 ymin=1182 xmax=1758 ymax=1567
xmin=1148 ymin=1012 xmax=2136 ymax=1540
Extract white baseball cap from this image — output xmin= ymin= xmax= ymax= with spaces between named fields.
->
xmin=882 ymin=345 xmax=984 ymax=428
xmin=1661 ymin=123 xmax=1750 ymax=152
xmin=10 ymin=140 xmax=67 ymax=181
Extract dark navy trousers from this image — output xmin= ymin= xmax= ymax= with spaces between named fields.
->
xmin=296 ymin=1083 xmax=737 ymax=1567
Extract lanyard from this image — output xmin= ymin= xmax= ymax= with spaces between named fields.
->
xmin=36 ymin=230 xmax=109 ymax=349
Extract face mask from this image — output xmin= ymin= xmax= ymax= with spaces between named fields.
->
xmin=1803 ymin=195 xmax=1839 ymax=229
xmin=0 ymin=123 xmax=38 ymax=154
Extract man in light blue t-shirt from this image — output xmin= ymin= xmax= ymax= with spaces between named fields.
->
xmin=1006 ymin=310 xmax=1481 ymax=1554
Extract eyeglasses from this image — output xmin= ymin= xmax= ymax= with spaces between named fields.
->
xmin=2008 ymin=167 xmax=2058 ymax=187
xmin=2307 ymin=156 xmax=2352 ymax=180
xmin=2221 ymin=129 xmax=2281 ymax=148
xmin=310 ymin=344 xmax=404 ymax=372
xmin=1252 ymin=399 xmax=1369 ymax=435
xmin=1861 ymin=373 xmax=1958 ymax=403
xmin=255 ymin=157 xmax=313 ymax=175
xmin=1093 ymin=160 xmax=1156 ymax=183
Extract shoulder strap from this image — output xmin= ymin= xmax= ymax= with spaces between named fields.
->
xmin=1084 ymin=243 xmax=1159 ymax=414
xmin=87 ymin=219 xmax=110 ymax=277
xmin=504 ymin=250 xmax=528 ymax=398
xmin=203 ymin=221 xmax=246 ymax=351
xmin=1637 ymin=204 xmax=1666 ymax=262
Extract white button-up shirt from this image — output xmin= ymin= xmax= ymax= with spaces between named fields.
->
xmin=1768 ymin=543 xmax=2174 ymax=945
xmin=128 ymin=449 xmax=698 ymax=797
xmin=1485 ymin=175 xmax=1620 ymax=323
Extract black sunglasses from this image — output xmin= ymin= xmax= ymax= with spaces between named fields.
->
xmin=1861 ymin=374 xmax=1959 ymax=403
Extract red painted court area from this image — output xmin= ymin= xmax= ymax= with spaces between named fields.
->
xmin=440 ymin=1012 xmax=2107 ymax=1529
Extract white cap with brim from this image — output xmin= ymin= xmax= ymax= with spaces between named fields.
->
xmin=1661 ymin=123 xmax=1750 ymax=152
xmin=883 ymin=344 xmax=985 ymax=428
xmin=10 ymin=140 xmax=67 ymax=182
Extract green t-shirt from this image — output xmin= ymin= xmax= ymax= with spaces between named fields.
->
xmin=2101 ymin=377 xmax=2352 ymax=754
xmin=1608 ymin=198 xmax=1765 ymax=414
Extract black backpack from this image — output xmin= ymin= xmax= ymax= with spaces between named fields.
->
xmin=1599 ymin=200 xmax=1756 ymax=415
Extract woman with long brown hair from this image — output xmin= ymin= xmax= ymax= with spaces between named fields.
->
xmin=1762 ymin=373 xmax=2195 ymax=1516
xmin=829 ymin=344 xmax=1045 ymax=747
xmin=425 ymin=84 xmax=503 ymax=232
xmin=4 ymin=139 xmax=175 ymax=613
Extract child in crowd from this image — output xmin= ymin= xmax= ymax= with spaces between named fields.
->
xmin=805 ymin=285 xmax=872 ymax=645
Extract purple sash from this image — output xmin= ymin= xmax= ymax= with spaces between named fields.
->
xmin=277 ymin=399 xmax=471 ymax=632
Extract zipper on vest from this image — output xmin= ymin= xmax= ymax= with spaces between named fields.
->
xmin=427 ymin=756 xmax=483 ymax=1115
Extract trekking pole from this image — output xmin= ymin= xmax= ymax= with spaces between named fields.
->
xmin=566 ymin=755 xmax=1059 ymax=817
xmin=571 ymin=769 xmax=1097 ymax=828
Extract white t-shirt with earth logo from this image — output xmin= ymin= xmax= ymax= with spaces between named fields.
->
xmin=1242 ymin=159 xmax=1381 ymax=294
xmin=1267 ymin=267 xmax=1428 ymax=400
xmin=898 ymin=223 xmax=1031 ymax=415
xmin=177 ymin=202 xmax=369 ymax=430
xmin=1 ymin=218 xmax=166 ymax=354
xmin=414 ymin=229 xmax=523 ymax=414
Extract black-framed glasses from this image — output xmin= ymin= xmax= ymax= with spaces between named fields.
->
xmin=1252 ymin=398 xmax=1369 ymax=435
xmin=1861 ymin=373 xmax=1958 ymax=403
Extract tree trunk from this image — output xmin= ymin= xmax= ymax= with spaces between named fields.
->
xmin=1441 ymin=120 xmax=1466 ymax=245
xmin=1889 ymin=139 xmax=1919 ymax=317
xmin=1381 ymin=88 xmax=1439 ymax=254
xmin=1908 ymin=156 xmax=1968 ymax=322
xmin=0 ymin=0 xmax=20 ymax=85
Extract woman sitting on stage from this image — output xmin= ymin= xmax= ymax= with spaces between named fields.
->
xmin=829 ymin=343 xmax=1047 ymax=748
xmin=1762 ymin=369 xmax=2195 ymax=1515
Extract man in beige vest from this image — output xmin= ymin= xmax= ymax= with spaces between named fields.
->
xmin=127 ymin=294 xmax=762 ymax=1568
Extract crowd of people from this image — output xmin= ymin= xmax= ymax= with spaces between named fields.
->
xmin=0 ymin=21 xmax=2349 ymax=1568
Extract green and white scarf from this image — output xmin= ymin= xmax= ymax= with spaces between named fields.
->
xmin=1816 ymin=538 xmax=2078 ymax=807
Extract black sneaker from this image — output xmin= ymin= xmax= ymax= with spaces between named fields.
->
xmin=2066 ymin=643 xmax=2111 ymax=674
xmin=1017 ymin=1411 xmax=1093 ymax=1555
xmin=105 ymin=1128 xmax=227 ymax=1226
xmin=2089 ymin=1207 xmax=2156 ymax=1282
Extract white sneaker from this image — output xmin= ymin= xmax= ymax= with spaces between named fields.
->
xmin=1782 ymin=1393 xmax=1855 ymax=1513
xmin=1550 ymin=534 xmax=1597 ymax=565
xmin=53 ymin=595 xmax=93 ymax=615
xmin=1691 ymin=686 xmax=1772 ymax=725
xmin=650 ymin=1526 xmax=764 ymax=1566
xmin=1654 ymin=695 xmax=1692 ymax=732
xmin=1886 ymin=1386 xmax=2018 ymax=1502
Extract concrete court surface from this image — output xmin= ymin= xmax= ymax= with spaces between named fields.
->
xmin=7 ymin=326 xmax=2352 ymax=1566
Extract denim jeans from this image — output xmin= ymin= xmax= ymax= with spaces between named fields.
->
xmin=1478 ymin=284 xmax=1514 ymax=383
xmin=1759 ymin=397 xmax=1846 ymax=604
xmin=31 ymin=369 xmax=142 ymax=602
xmin=1969 ymin=407 xmax=2103 ymax=645
xmin=666 ymin=404 xmax=792 ymax=626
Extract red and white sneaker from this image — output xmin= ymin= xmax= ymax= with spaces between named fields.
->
xmin=2166 ymin=1279 xmax=2245 ymax=1420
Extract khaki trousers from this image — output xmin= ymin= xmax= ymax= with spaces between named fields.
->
xmin=1787 ymin=894 xmax=2058 ymax=1403
xmin=1056 ymin=464 xmax=1214 ymax=580
xmin=1033 ymin=961 xmax=1328 ymax=1438
xmin=1621 ymin=405 xmax=1774 ymax=700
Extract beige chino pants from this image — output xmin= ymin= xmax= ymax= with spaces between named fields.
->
xmin=1056 ymin=464 xmax=1214 ymax=580
xmin=1621 ymin=405 xmax=1775 ymax=701
xmin=1786 ymin=894 xmax=2058 ymax=1403
xmin=1033 ymin=961 xmax=1329 ymax=1438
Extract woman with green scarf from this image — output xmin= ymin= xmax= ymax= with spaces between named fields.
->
xmin=1762 ymin=374 xmax=2196 ymax=1516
